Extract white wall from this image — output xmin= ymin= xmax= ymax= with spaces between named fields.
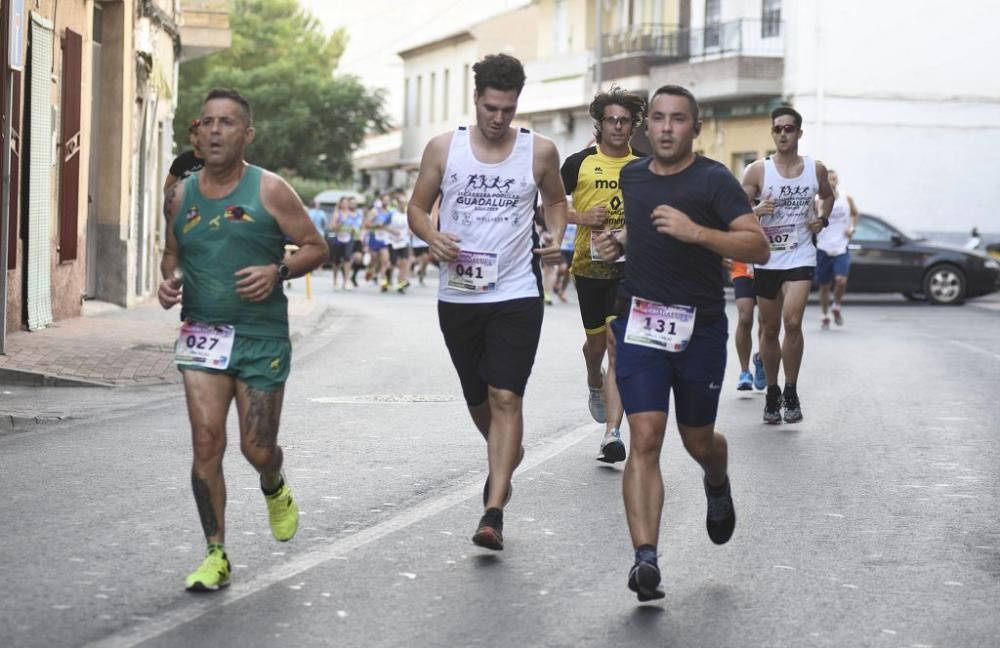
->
xmin=783 ymin=0 xmax=1000 ymax=232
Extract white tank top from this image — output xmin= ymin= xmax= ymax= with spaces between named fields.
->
xmin=437 ymin=126 xmax=541 ymax=303
xmin=757 ymin=156 xmax=820 ymax=270
xmin=816 ymin=193 xmax=851 ymax=255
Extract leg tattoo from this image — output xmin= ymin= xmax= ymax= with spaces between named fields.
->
xmin=191 ymin=472 xmax=220 ymax=539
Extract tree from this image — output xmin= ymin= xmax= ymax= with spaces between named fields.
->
xmin=175 ymin=0 xmax=388 ymax=181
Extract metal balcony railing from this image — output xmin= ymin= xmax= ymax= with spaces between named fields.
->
xmin=601 ymin=18 xmax=783 ymax=61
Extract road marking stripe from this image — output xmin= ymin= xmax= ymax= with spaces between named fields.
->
xmin=947 ymin=340 xmax=1000 ymax=362
xmin=85 ymin=421 xmax=595 ymax=648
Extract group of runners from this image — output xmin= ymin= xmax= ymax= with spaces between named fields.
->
xmin=306 ymin=192 xmax=433 ymax=293
xmin=158 ymin=53 xmax=857 ymax=602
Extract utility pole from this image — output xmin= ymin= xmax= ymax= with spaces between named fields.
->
xmin=594 ymin=0 xmax=602 ymax=92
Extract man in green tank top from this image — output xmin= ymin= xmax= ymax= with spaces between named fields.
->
xmin=158 ymin=88 xmax=328 ymax=592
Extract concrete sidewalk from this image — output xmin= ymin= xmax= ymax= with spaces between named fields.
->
xmin=0 ymin=294 xmax=333 ymax=388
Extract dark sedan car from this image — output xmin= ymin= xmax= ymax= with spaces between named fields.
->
xmin=844 ymin=214 xmax=1000 ymax=304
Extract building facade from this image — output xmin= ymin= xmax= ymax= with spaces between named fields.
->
xmin=0 ymin=0 xmax=230 ymax=337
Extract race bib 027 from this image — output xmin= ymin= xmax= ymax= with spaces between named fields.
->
xmin=175 ymin=322 xmax=235 ymax=369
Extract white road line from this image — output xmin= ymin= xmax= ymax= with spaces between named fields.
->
xmin=947 ymin=339 xmax=1000 ymax=362
xmin=85 ymin=422 xmax=595 ymax=648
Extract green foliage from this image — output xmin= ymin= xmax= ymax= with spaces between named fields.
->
xmin=175 ymin=0 xmax=389 ymax=181
xmin=286 ymin=176 xmax=340 ymax=204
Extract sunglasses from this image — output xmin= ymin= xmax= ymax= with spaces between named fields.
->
xmin=772 ymin=124 xmax=798 ymax=134
xmin=602 ymin=116 xmax=632 ymax=127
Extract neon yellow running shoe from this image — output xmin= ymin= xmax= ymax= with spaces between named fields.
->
xmin=266 ymin=482 xmax=299 ymax=542
xmin=185 ymin=546 xmax=231 ymax=592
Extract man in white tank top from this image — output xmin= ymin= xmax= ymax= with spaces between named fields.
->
xmin=407 ymin=54 xmax=568 ymax=552
xmin=741 ymin=106 xmax=834 ymax=425
xmin=815 ymin=169 xmax=858 ymax=328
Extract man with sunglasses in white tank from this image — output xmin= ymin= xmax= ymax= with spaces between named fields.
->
xmin=741 ymin=107 xmax=834 ymax=424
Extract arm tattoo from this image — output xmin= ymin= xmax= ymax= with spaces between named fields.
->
xmin=164 ymin=182 xmax=179 ymax=222
xmin=191 ymin=472 xmax=220 ymax=538
xmin=246 ymin=388 xmax=281 ymax=449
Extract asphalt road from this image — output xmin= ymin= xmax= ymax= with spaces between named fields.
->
xmin=2 ymin=273 xmax=998 ymax=648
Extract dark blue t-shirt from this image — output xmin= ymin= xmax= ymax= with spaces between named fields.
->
xmin=619 ymin=155 xmax=752 ymax=322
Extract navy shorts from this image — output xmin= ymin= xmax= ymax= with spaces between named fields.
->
xmin=733 ymin=276 xmax=756 ymax=302
xmin=611 ymin=314 xmax=728 ymax=427
xmin=816 ymin=250 xmax=850 ymax=285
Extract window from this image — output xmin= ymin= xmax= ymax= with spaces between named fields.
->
xmin=416 ymin=75 xmax=422 ymax=125
xmin=443 ymin=68 xmax=450 ymax=121
xmin=430 ymin=72 xmax=436 ymax=123
xmin=762 ymin=0 xmax=781 ymax=38
xmin=705 ymin=0 xmax=721 ymax=48
xmin=731 ymin=152 xmax=757 ymax=176
xmin=853 ymin=218 xmax=895 ymax=242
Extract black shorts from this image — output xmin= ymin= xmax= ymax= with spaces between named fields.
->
xmin=574 ymin=275 xmax=620 ymax=334
xmin=733 ymin=276 xmax=756 ymax=302
xmin=412 ymin=246 xmax=430 ymax=258
xmin=438 ymin=297 xmax=544 ymax=406
xmin=390 ymin=247 xmax=411 ymax=264
xmin=753 ymin=266 xmax=815 ymax=300
xmin=331 ymin=239 xmax=353 ymax=265
xmin=561 ymin=250 xmax=575 ymax=267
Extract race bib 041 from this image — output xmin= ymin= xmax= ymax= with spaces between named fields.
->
xmin=447 ymin=250 xmax=499 ymax=292
xmin=624 ymin=297 xmax=696 ymax=352
xmin=175 ymin=322 xmax=235 ymax=369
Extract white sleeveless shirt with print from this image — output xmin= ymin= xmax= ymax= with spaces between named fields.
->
xmin=757 ymin=156 xmax=820 ymax=270
xmin=816 ymin=193 xmax=851 ymax=256
xmin=437 ymin=126 xmax=541 ymax=303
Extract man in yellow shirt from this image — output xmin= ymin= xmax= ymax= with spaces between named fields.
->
xmin=560 ymin=86 xmax=646 ymax=463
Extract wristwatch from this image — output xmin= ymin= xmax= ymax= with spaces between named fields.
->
xmin=819 ymin=216 xmax=830 ymax=228
xmin=277 ymin=262 xmax=291 ymax=280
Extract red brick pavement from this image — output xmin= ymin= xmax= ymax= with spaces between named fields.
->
xmin=0 ymin=295 xmax=325 ymax=386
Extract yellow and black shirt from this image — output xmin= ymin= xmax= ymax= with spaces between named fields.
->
xmin=560 ymin=145 xmax=638 ymax=279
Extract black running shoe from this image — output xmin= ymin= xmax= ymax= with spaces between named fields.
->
xmin=783 ymin=392 xmax=803 ymax=423
xmin=627 ymin=560 xmax=665 ymax=602
xmin=472 ymin=509 xmax=504 ymax=551
xmin=482 ymin=446 xmax=524 ymax=507
xmin=704 ymin=475 xmax=736 ymax=545
xmin=763 ymin=389 xmax=783 ymax=424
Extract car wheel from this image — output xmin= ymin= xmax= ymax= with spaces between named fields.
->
xmin=901 ymin=291 xmax=925 ymax=302
xmin=922 ymin=265 xmax=966 ymax=305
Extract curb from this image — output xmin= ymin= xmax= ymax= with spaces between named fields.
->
xmin=0 ymin=367 xmax=113 ymax=388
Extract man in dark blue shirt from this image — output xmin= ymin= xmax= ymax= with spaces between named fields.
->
xmin=594 ymin=85 xmax=769 ymax=602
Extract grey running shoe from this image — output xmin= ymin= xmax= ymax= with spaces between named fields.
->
xmin=833 ymin=308 xmax=844 ymax=326
xmin=704 ymin=475 xmax=736 ymax=545
xmin=597 ymin=428 xmax=626 ymax=464
xmin=627 ymin=560 xmax=665 ymax=602
xmin=783 ymin=392 xmax=803 ymax=423
xmin=588 ymin=381 xmax=607 ymax=423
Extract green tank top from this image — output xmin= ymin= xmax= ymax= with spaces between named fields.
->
xmin=174 ymin=165 xmax=288 ymax=339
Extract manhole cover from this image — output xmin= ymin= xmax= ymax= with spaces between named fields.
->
xmin=310 ymin=394 xmax=459 ymax=405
